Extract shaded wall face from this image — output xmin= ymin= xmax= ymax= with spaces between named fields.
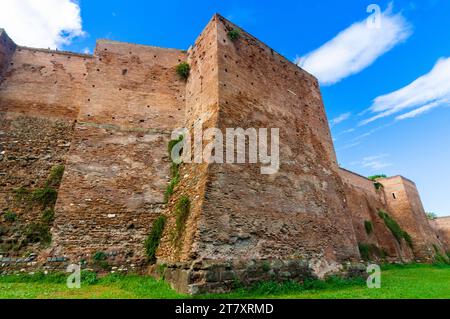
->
xmin=339 ymin=169 xmax=413 ymax=262
xmin=381 ymin=177 xmax=445 ymax=260
xmin=0 ymin=46 xmax=88 ymax=257
xmin=0 ymin=30 xmax=16 ymax=78
xmin=191 ymin=16 xmax=359 ymax=265
xmin=51 ymin=41 xmax=187 ymax=264
xmin=430 ymin=218 xmax=450 ymax=251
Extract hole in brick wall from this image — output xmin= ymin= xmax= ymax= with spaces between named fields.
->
xmin=147 ymin=105 xmax=150 ymax=108
xmin=119 ymin=88 xmax=122 ymax=91
xmin=10 ymin=62 xmax=13 ymax=66
xmin=122 ymin=69 xmax=128 ymax=75
xmin=68 ymin=56 xmax=71 ymax=59
xmin=92 ymin=85 xmax=95 ymax=88
xmin=104 ymin=48 xmax=107 ymax=51
xmin=154 ymin=55 xmax=157 ymax=58
xmin=87 ymin=114 xmax=91 ymax=117
xmin=392 ymin=193 xmax=397 ymax=199
xmin=87 ymin=99 xmax=91 ymax=102
xmin=129 ymin=51 xmax=132 ymax=55
xmin=97 ymin=69 xmax=100 ymax=72
xmin=99 ymin=58 xmax=102 ymax=61
xmin=236 ymin=74 xmax=239 ymax=78
xmin=225 ymin=68 xmax=228 ymax=72
xmin=140 ymin=119 xmax=145 ymax=123
xmin=223 ymin=39 xmax=226 ymax=43
xmin=224 ymin=54 xmax=227 ymax=58
xmin=112 ymin=116 xmax=115 ymax=120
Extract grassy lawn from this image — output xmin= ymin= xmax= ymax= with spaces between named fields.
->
xmin=0 ymin=264 xmax=449 ymax=299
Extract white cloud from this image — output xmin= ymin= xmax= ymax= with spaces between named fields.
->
xmin=330 ymin=112 xmax=351 ymax=127
xmin=360 ymin=57 xmax=450 ymax=125
xmin=0 ymin=0 xmax=85 ymax=49
xmin=351 ymin=154 xmax=392 ymax=171
xmin=296 ymin=5 xmax=412 ymax=85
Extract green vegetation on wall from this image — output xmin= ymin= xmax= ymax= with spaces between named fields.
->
xmin=368 ymin=174 xmax=387 ymax=181
xmin=378 ymin=210 xmax=413 ymax=248
xmin=3 ymin=211 xmax=17 ymax=223
xmin=432 ymin=244 xmax=449 ymax=265
xmin=175 ymin=196 xmax=191 ymax=239
xmin=358 ymin=243 xmax=387 ymax=261
xmin=145 ymin=216 xmax=167 ymax=263
xmin=364 ymin=220 xmax=373 ymax=235
xmin=368 ymin=174 xmax=387 ymax=190
xmin=91 ymin=251 xmax=110 ymax=270
xmin=2 ymin=165 xmax=64 ymax=252
xmin=165 ymin=136 xmax=184 ymax=203
xmin=176 ymin=62 xmax=190 ymax=80
xmin=227 ymin=28 xmax=241 ymax=41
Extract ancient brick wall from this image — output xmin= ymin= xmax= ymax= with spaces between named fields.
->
xmin=49 ymin=40 xmax=187 ymax=268
xmin=202 ymin=15 xmax=359 ymax=265
xmin=157 ymin=16 xmax=220 ymax=267
xmin=430 ymin=217 xmax=450 ymax=251
xmin=380 ymin=176 xmax=445 ymax=261
xmin=155 ymin=15 xmax=362 ymax=294
xmin=339 ymin=169 xmax=413 ymax=262
xmin=0 ymin=37 xmax=89 ymax=261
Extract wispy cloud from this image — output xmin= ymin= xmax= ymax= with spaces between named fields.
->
xmin=330 ymin=112 xmax=351 ymax=127
xmin=360 ymin=57 xmax=450 ymax=125
xmin=351 ymin=154 xmax=393 ymax=171
xmin=0 ymin=0 xmax=85 ymax=49
xmin=296 ymin=4 xmax=412 ymax=85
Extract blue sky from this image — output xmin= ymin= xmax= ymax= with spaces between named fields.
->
xmin=1 ymin=0 xmax=449 ymax=216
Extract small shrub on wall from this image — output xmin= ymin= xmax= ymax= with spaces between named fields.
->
xmin=145 ymin=216 xmax=167 ymax=263
xmin=176 ymin=62 xmax=190 ymax=80
xmin=3 ymin=211 xmax=17 ymax=223
xmin=175 ymin=196 xmax=191 ymax=237
xmin=227 ymin=28 xmax=241 ymax=41
xmin=364 ymin=220 xmax=373 ymax=235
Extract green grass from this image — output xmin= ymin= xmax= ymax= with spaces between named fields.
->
xmin=0 ymin=264 xmax=449 ymax=299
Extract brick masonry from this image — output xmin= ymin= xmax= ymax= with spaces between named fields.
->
xmin=0 ymin=14 xmax=448 ymax=291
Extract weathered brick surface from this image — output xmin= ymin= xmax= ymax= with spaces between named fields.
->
xmin=339 ymin=169 xmax=414 ymax=262
xmin=430 ymin=217 xmax=450 ymax=251
xmin=380 ymin=176 xmax=445 ymax=261
xmin=50 ymin=41 xmax=187 ymax=265
xmin=0 ymin=15 xmax=447 ymax=288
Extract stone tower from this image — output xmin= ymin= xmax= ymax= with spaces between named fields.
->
xmin=153 ymin=14 xmax=361 ymax=294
